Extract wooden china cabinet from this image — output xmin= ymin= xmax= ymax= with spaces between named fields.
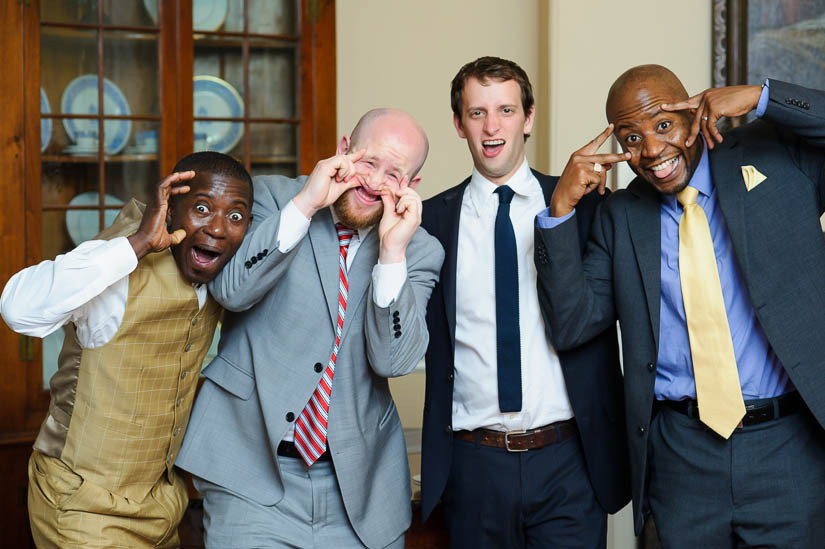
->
xmin=0 ymin=0 xmax=334 ymax=545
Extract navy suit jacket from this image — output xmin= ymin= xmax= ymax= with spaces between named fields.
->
xmin=536 ymin=80 xmax=825 ymax=534
xmin=420 ymin=169 xmax=631 ymax=521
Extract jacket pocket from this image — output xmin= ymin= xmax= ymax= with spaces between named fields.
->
xmin=202 ymin=355 xmax=255 ymax=400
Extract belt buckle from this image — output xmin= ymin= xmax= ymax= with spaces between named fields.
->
xmin=504 ymin=430 xmax=528 ymax=452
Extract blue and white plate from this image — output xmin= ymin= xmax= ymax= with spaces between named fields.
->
xmin=61 ymin=75 xmax=132 ymax=155
xmin=65 ymin=192 xmax=125 ymax=246
xmin=41 ymin=88 xmax=52 ymax=152
xmin=143 ymin=0 xmax=228 ymax=31
xmin=193 ymin=75 xmax=243 ymax=153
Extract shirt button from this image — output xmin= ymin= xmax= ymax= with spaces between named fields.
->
xmin=286 ymin=412 xmax=295 ymax=422
xmin=314 ymin=362 xmax=323 ymax=373
xmin=176 ymin=398 xmax=183 ymax=407
xmin=173 ymin=427 xmax=181 ymax=436
xmin=647 ymin=362 xmax=655 ymax=372
xmin=184 ymin=344 xmax=192 ymax=352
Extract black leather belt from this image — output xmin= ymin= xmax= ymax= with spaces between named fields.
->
xmin=664 ymin=391 xmax=803 ymax=428
xmin=277 ymin=441 xmax=330 ymax=461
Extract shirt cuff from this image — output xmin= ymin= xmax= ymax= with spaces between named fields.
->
xmin=535 ymin=207 xmax=575 ymax=229
xmin=371 ymin=259 xmax=407 ymax=307
xmin=277 ymin=200 xmax=311 ymax=253
xmin=755 ymin=79 xmax=770 ymax=118
xmin=108 ymin=236 xmax=140 ymax=277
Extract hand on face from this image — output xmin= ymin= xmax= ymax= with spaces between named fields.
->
xmin=661 ymin=84 xmax=762 ymax=149
xmin=293 ymin=149 xmax=368 ymax=218
xmin=377 ymin=176 xmax=422 ymax=264
xmin=549 ymin=125 xmax=630 ymax=217
xmin=128 ymin=171 xmax=194 ymax=260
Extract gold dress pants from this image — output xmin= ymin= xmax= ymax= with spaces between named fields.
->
xmin=27 ymin=450 xmax=187 ymax=548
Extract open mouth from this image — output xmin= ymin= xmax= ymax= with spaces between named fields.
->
xmin=190 ymin=245 xmax=221 ymax=268
xmin=648 ymin=155 xmax=681 ymax=181
xmin=482 ymin=139 xmax=505 ymax=158
xmin=353 ymin=185 xmax=381 ymax=206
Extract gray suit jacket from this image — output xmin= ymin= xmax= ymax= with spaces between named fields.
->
xmin=535 ymin=80 xmax=825 ymax=534
xmin=177 ymin=175 xmax=444 ymax=548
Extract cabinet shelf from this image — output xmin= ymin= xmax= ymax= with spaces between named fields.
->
xmin=42 ymin=153 xmax=158 ymax=163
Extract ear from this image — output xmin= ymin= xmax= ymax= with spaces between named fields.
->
xmin=523 ymin=105 xmax=536 ymax=136
xmin=336 ymin=135 xmax=351 ymax=155
xmin=453 ymin=114 xmax=466 ymax=139
xmin=408 ymin=175 xmax=422 ymax=190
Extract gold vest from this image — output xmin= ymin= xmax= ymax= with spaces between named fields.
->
xmin=34 ymin=200 xmax=222 ymax=502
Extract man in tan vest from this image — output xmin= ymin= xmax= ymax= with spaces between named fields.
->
xmin=1 ymin=151 xmax=253 ymax=548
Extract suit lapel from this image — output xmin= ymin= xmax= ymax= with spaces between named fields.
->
xmin=308 ymin=208 xmax=340 ymax=329
xmin=339 ymin=229 xmax=379 ymax=342
xmin=627 ymin=179 xmax=662 ymax=350
xmin=440 ymin=182 xmax=468 ymax=353
xmin=708 ymin=137 xmax=750 ymax=281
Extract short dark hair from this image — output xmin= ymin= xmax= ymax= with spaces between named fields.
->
xmin=450 ymin=56 xmax=534 ymax=121
xmin=170 ymin=151 xmax=253 ymax=208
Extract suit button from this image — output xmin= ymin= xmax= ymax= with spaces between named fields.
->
xmin=192 ymin=318 xmax=198 ymax=326
xmin=262 ymin=249 xmax=268 ymax=255
xmin=184 ymin=344 xmax=192 ymax=352
xmin=393 ymin=320 xmax=401 ymax=329
xmin=803 ymin=102 xmax=810 ymax=109
xmin=392 ymin=310 xmax=400 ymax=318
xmin=647 ymin=362 xmax=655 ymax=372
xmin=245 ymin=261 xmax=252 ymax=269
xmin=314 ymin=362 xmax=323 ymax=373
xmin=174 ymin=427 xmax=181 ymax=436
xmin=176 ymin=398 xmax=183 ymax=407
xmin=394 ymin=330 xmax=402 ymax=338
xmin=286 ymin=412 xmax=295 ymax=422
xmin=180 ymin=371 xmax=188 ymax=380
xmin=785 ymin=98 xmax=791 ymax=104
xmin=257 ymin=252 xmax=264 ymax=260
xmin=638 ymin=425 xmax=646 ymax=435
xmin=445 ymin=424 xmax=452 ymax=433
xmin=251 ymin=256 xmax=257 ymax=264
xmin=447 ymin=372 xmax=454 ymax=382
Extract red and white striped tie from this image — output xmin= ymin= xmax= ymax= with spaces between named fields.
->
xmin=294 ymin=223 xmax=354 ymax=466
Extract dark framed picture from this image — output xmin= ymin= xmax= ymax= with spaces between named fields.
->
xmin=713 ymin=0 xmax=825 ymax=90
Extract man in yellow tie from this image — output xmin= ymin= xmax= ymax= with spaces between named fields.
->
xmin=536 ymin=64 xmax=825 ymax=548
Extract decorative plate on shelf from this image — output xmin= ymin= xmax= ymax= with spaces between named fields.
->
xmin=143 ymin=0 xmax=229 ymax=31
xmin=41 ymin=88 xmax=52 ymax=153
xmin=65 ymin=192 xmax=125 ymax=246
xmin=60 ymin=75 xmax=132 ymax=155
xmin=193 ymin=75 xmax=244 ymax=153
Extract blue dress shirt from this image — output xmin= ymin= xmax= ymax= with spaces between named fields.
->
xmin=537 ymin=81 xmax=791 ymax=400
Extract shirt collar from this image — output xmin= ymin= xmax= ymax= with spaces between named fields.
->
xmin=467 ymin=157 xmax=537 ymax=214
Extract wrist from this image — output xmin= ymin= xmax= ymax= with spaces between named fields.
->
xmin=127 ymin=232 xmax=152 ymax=260
xmin=378 ymin=243 xmax=406 ymax=264
xmin=550 ymin=195 xmax=574 ymax=218
xmin=292 ymin=191 xmax=320 ymax=219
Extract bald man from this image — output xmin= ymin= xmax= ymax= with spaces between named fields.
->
xmin=176 ymin=109 xmax=444 ymax=548
xmin=534 ymin=65 xmax=825 ymax=547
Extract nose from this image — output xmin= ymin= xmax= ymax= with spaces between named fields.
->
xmin=363 ymin=168 xmax=382 ymax=190
xmin=203 ymin=215 xmax=226 ymax=238
xmin=483 ymin=112 xmax=499 ymax=135
xmin=641 ymin=134 xmax=666 ymax=159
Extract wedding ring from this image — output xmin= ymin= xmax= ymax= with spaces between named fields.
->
xmin=701 ymin=116 xmax=709 ymax=121
xmin=593 ymin=162 xmax=602 ymax=174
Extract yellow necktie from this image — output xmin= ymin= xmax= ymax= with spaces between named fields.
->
xmin=677 ymin=186 xmax=745 ymax=438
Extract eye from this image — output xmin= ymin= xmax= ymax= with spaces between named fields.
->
xmin=470 ymin=110 xmax=483 ymax=118
xmin=228 ymin=212 xmax=244 ymax=222
xmin=195 ymin=204 xmax=209 ymax=214
xmin=657 ymin=120 xmax=672 ymax=131
xmin=625 ymin=134 xmax=641 ymax=144
xmin=388 ymin=173 xmax=398 ymax=181
xmin=502 ymin=107 xmax=513 ymax=114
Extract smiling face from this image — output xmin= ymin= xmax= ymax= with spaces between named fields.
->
xmin=167 ymin=172 xmax=252 ymax=284
xmin=454 ymin=77 xmax=535 ymax=186
xmin=333 ymin=111 xmax=426 ymax=229
xmin=607 ymin=68 xmax=702 ymax=195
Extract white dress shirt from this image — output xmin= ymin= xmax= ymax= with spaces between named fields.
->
xmin=452 ymin=158 xmax=573 ymax=432
xmin=0 ymin=237 xmax=207 ymax=349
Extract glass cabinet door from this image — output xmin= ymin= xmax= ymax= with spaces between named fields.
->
xmin=38 ymin=0 xmax=164 ymax=386
xmin=192 ymin=0 xmax=300 ymax=178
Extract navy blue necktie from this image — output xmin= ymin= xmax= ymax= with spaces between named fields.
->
xmin=494 ymin=185 xmax=522 ymax=412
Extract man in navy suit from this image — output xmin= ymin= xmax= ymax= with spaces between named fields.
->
xmin=420 ymin=56 xmax=630 ymax=548
xmin=538 ymin=64 xmax=825 ymax=547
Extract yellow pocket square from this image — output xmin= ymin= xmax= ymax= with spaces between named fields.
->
xmin=741 ymin=165 xmax=767 ymax=191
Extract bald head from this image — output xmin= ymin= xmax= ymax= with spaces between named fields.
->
xmin=606 ymin=64 xmax=689 ymax=124
xmin=349 ymin=108 xmax=429 ymax=176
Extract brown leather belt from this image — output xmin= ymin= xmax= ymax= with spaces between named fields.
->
xmin=453 ymin=418 xmax=577 ymax=452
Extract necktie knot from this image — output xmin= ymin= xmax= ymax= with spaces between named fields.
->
xmin=495 ymin=185 xmax=515 ymax=205
xmin=677 ymin=186 xmax=699 ymax=208
xmin=335 ymin=223 xmax=354 ymax=249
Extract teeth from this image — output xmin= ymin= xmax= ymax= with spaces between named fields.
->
xmin=651 ymin=157 xmax=677 ymax=172
xmin=483 ymin=139 xmax=504 ymax=146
